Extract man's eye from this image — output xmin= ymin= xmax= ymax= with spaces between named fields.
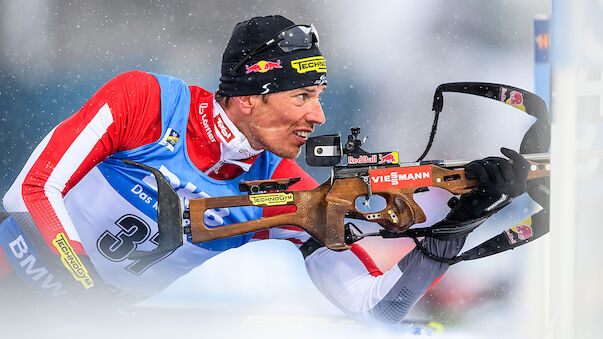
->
xmin=297 ymin=94 xmax=307 ymax=100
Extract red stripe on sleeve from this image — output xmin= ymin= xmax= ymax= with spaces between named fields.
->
xmin=350 ymin=243 xmax=383 ymax=277
xmin=251 ymin=229 xmax=270 ymax=240
xmin=22 ymin=100 xmax=108 ymax=254
xmin=425 ymin=274 xmax=444 ymax=293
xmin=277 ymin=225 xmax=304 ymax=232
xmin=21 ymin=71 xmax=162 ymax=255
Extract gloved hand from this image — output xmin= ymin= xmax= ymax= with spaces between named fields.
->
xmin=417 ymin=148 xmax=529 ymax=260
xmin=446 ymin=147 xmax=529 ymax=222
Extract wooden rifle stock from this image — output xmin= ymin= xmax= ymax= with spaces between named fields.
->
xmin=190 ymin=181 xmax=350 ymax=250
xmin=188 ymin=159 xmax=550 ymax=251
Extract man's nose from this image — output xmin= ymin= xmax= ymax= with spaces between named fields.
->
xmin=306 ymin=100 xmax=326 ymax=125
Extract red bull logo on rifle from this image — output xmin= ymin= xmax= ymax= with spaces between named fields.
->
xmin=348 ymin=152 xmax=399 ymax=166
xmin=246 ymin=60 xmax=283 ymax=74
xmin=378 ymin=152 xmax=399 ymax=164
xmin=348 ymin=155 xmax=377 ymax=165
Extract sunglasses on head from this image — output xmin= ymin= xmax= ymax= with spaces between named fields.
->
xmin=230 ymin=24 xmax=320 ymax=75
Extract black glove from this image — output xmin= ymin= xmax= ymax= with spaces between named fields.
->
xmin=414 ymin=148 xmax=529 ymax=260
xmin=446 ymin=147 xmax=529 ymax=222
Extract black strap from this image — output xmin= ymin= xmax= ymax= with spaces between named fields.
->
xmin=300 ymin=237 xmax=324 ymax=259
xmin=380 ymin=215 xmax=490 ymax=240
xmin=411 ymin=211 xmax=548 ymax=265
xmin=408 ymin=216 xmax=490 ymax=265
xmin=411 ymin=237 xmax=460 ymax=265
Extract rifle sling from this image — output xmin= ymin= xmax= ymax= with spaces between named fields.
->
xmin=301 ymin=219 xmax=546 ymax=264
xmin=411 ymin=222 xmax=547 ymax=265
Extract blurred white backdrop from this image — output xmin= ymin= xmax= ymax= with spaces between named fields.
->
xmin=12 ymin=1 xmax=603 ymax=339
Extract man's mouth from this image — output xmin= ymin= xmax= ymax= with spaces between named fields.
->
xmin=294 ymin=130 xmax=310 ymax=140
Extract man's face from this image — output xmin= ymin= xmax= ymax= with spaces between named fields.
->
xmin=247 ymin=85 xmax=326 ymax=159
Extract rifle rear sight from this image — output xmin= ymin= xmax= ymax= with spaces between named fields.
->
xmin=306 ymin=128 xmax=399 ymax=169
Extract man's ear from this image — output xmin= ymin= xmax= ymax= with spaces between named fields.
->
xmin=232 ymin=95 xmax=258 ymax=115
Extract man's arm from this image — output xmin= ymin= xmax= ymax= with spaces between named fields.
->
xmin=2 ymin=71 xmax=162 ymax=287
xmin=302 ymin=237 xmax=462 ymax=323
xmin=253 ymin=158 xmax=454 ymax=322
xmin=257 ymin=152 xmax=528 ymax=323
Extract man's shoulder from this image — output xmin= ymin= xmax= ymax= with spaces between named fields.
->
xmin=115 ymin=71 xmax=212 ymax=103
xmin=111 ymin=70 xmax=158 ymax=83
xmin=272 ymin=158 xmax=318 ymax=190
xmin=188 ymin=85 xmax=214 ymax=101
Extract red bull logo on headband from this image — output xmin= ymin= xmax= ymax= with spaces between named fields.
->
xmin=245 ymin=60 xmax=283 ymax=74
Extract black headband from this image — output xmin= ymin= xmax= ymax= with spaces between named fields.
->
xmin=217 ymin=15 xmax=327 ymax=97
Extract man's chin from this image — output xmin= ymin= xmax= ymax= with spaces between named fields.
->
xmin=270 ymin=146 xmax=302 ymax=159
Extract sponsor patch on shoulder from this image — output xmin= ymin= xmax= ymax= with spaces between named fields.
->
xmin=159 ymin=128 xmax=180 ymax=152
xmin=52 ymin=233 xmax=94 ymax=289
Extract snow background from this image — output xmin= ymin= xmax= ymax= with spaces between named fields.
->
xmin=0 ymin=1 xmax=563 ymax=338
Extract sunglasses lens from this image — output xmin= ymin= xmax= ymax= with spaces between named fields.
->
xmin=277 ymin=25 xmax=319 ymax=52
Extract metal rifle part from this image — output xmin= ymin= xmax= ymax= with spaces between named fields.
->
xmin=419 ymin=82 xmax=550 ymax=161
xmin=121 ymin=160 xmax=184 ymax=259
xmin=239 ymin=177 xmax=302 ymax=194
xmin=429 ymin=150 xmax=602 ymax=170
xmin=427 ymin=152 xmax=552 ymax=168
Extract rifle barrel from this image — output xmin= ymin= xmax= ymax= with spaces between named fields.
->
xmin=440 ymin=152 xmax=551 ymax=168
xmin=439 ymin=150 xmax=603 ymax=168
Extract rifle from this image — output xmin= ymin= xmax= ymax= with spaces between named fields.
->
xmin=183 ymin=128 xmax=549 ymax=252
xmin=124 ymin=82 xmax=551 ymax=263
